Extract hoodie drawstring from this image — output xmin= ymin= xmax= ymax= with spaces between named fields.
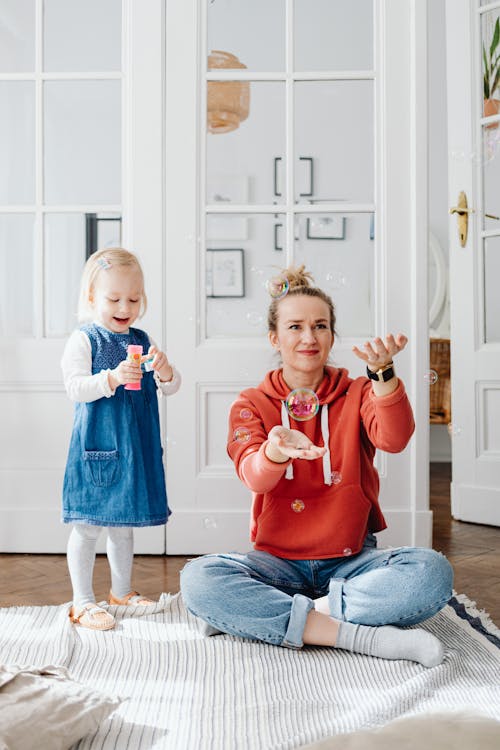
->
xmin=281 ymin=402 xmax=294 ymax=480
xmin=280 ymin=401 xmax=332 ymax=485
xmin=321 ymin=404 xmax=332 ymax=485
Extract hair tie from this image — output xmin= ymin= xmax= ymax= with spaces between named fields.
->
xmin=97 ymin=257 xmax=112 ymax=270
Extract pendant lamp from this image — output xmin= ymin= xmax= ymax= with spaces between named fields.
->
xmin=207 ymin=50 xmax=250 ymax=134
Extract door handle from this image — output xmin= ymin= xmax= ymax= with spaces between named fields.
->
xmin=449 ymin=191 xmax=474 ymax=247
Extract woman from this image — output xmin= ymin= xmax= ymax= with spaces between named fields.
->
xmin=181 ymin=266 xmax=453 ymax=667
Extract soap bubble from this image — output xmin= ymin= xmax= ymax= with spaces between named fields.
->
xmin=239 ymin=408 xmax=252 ymax=420
xmin=291 ymin=499 xmax=305 ymax=513
xmin=266 ymin=275 xmax=289 ymax=300
xmin=331 ymin=471 xmax=342 ymax=485
xmin=424 ymin=369 xmax=439 ymax=385
xmin=250 ymin=265 xmax=265 ymax=277
xmin=203 ymin=517 xmax=217 ymax=529
xmin=325 ymin=271 xmax=347 ymax=289
xmin=233 ymin=427 xmax=251 ymax=443
xmin=447 ymin=422 xmax=462 ymax=437
xmin=343 ymin=547 xmax=353 ymax=556
xmin=285 ymin=388 xmax=320 ymax=421
xmin=246 ymin=310 xmax=263 ymax=327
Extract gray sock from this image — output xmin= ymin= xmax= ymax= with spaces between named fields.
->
xmin=335 ymin=621 xmax=444 ymax=668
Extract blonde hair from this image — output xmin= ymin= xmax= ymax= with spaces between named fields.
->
xmin=267 ymin=264 xmax=337 ymax=335
xmin=77 ymin=247 xmax=148 ymax=322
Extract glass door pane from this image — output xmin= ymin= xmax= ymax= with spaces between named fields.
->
xmin=0 ymin=82 xmax=35 ymax=204
xmin=484 ymin=236 xmax=500 ymax=342
xmin=206 ymin=82 xmax=286 ymax=205
xmin=0 ymin=215 xmax=35 ymax=337
xmin=295 ymin=213 xmax=374 ymax=337
xmin=294 ymin=81 xmax=374 ymax=204
xmin=44 ymin=80 xmax=121 ymax=205
xmin=481 ymin=8 xmax=500 ymax=343
xmin=0 ymin=0 xmax=35 ymax=72
xmin=206 ymin=213 xmax=283 ymax=338
xmin=207 ymin=0 xmax=285 ymax=72
xmin=294 ymin=0 xmax=373 ymax=71
xmin=43 ymin=0 xmax=121 ymax=72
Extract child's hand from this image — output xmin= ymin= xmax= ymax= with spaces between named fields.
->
xmin=267 ymin=425 xmax=327 ymax=461
xmin=146 ymin=346 xmax=173 ymax=382
xmin=352 ymin=333 xmax=408 ymax=372
xmin=109 ymin=358 xmax=142 ymax=389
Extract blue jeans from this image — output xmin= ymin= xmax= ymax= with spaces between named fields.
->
xmin=180 ymin=535 xmax=453 ymax=649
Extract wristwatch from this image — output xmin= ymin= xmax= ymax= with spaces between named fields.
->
xmin=366 ymin=361 xmax=395 ymax=382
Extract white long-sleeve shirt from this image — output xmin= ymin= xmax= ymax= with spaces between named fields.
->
xmin=61 ymin=328 xmax=181 ymax=403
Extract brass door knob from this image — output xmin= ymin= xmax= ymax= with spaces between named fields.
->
xmin=449 ymin=191 xmax=474 ymax=247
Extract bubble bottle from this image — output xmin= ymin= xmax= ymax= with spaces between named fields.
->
xmin=125 ymin=344 xmax=143 ymax=390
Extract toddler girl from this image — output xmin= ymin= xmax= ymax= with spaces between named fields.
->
xmin=61 ymin=247 xmax=181 ymax=630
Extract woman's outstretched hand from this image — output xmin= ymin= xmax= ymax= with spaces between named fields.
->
xmin=266 ymin=425 xmax=327 ymax=462
xmin=352 ymin=333 xmax=408 ymax=371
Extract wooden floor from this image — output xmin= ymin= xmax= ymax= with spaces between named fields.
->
xmin=1 ymin=462 xmax=499 ymax=624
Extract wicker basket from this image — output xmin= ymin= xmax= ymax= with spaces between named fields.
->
xmin=429 ymin=338 xmax=451 ymax=424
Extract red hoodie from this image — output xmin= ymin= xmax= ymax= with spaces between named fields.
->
xmin=227 ymin=367 xmax=415 ymax=560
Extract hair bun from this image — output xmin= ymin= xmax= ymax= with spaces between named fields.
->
xmin=281 ymin=264 xmax=314 ymax=290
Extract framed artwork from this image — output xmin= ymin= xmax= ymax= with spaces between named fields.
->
xmin=306 ymin=215 xmax=346 ymax=240
xmin=274 ymin=222 xmax=283 ymax=251
xmin=273 ymin=156 xmax=314 ymax=198
xmin=206 ymin=249 xmax=245 ymax=298
xmin=85 ymin=213 xmax=122 ymax=259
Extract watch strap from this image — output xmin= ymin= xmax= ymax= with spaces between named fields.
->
xmin=366 ymin=362 xmax=395 ymax=382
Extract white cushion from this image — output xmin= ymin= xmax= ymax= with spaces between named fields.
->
xmin=300 ymin=711 xmax=500 ymax=750
xmin=0 ymin=664 xmax=122 ymax=750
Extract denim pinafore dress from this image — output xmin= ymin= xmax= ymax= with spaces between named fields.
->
xmin=62 ymin=323 xmax=170 ymax=527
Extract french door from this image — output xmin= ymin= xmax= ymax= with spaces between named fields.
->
xmin=0 ymin=1 xmax=165 ymax=552
xmin=446 ymin=0 xmax=500 ymax=526
xmin=165 ymin=0 xmax=431 ymax=553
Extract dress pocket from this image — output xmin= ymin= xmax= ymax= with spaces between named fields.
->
xmin=83 ymin=450 xmax=121 ymax=487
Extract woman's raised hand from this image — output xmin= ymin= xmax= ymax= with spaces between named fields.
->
xmin=352 ymin=333 xmax=408 ymax=372
xmin=267 ymin=425 xmax=327 ymax=461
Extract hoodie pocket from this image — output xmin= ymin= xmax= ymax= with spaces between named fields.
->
xmin=83 ymin=450 xmax=121 ymax=488
xmin=255 ymin=484 xmax=372 ymax=558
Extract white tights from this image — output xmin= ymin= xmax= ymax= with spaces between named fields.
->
xmin=67 ymin=524 xmax=134 ymax=608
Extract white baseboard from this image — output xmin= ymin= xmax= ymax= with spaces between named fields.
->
xmin=0 ymin=508 xmax=434 ymax=554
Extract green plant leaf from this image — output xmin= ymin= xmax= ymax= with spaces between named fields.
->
xmin=490 ymin=17 xmax=500 ymax=59
xmin=484 ymin=45 xmax=490 ymax=98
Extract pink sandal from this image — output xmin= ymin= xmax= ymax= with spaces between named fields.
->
xmin=70 ymin=604 xmax=115 ymax=631
xmin=108 ymin=590 xmax=156 ymax=606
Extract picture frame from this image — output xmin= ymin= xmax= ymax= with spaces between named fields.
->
xmin=273 ymin=156 xmax=314 ymax=198
xmin=274 ymin=222 xmax=283 ymax=251
xmin=85 ymin=213 xmax=122 ymax=259
xmin=206 ymin=249 xmax=245 ymax=298
xmin=306 ymin=215 xmax=346 ymax=240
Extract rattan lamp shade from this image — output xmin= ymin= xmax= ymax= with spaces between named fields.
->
xmin=207 ymin=50 xmax=250 ymax=134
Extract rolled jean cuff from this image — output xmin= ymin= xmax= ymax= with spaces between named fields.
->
xmin=281 ymin=593 xmax=315 ymax=649
xmin=328 ymin=577 xmax=346 ymax=621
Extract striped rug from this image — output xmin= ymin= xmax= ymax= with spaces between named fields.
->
xmin=0 ymin=593 xmax=499 ymax=749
